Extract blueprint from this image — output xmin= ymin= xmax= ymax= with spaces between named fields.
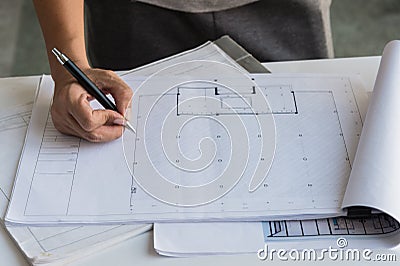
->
xmin=0 ymin=76 xmax=151 ymax=265
xmin=153 ymin=40 xmax=400 ymax=257
xmin=2 ymin=41 xmax=247 ymax=263
xmin=154 ymin=214 xmax=400 ymax=256
xmin=5 ymin=62 xmax=369 ymax=225
xmin=263 ymin=214 xmax=400 ymax=239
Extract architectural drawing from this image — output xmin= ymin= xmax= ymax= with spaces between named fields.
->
xmin=263 ymin=214 xmax=400 ymax=239
xmin=0 ymin=76 xmax=150 ymax=264
xmin=6 ymin=64 xmax=368 ymax=224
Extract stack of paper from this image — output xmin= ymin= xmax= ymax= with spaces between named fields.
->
xmin=1 ymin=38 xmax=264 ymax=264
xmin=4 ymin=37 xmax=400 ymax=261
xmin=6 ymin=68 xmax=373 ymax=224
xmin=153 ymin=40 xmax=400 ymax=256
xmin=0 ymin=77 xmax=152 ymax=265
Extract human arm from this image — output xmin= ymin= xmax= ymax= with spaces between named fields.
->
xmin=33 ymin=0 xmax=133 ymax=142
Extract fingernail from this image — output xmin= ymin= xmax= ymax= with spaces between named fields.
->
xmin=113 ymin=118 xmax=125 ymax=126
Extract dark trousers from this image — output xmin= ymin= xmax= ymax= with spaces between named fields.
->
xmin=85 ymin=0 xmax=331 ymax=70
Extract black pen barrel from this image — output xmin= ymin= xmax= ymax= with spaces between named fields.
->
xmin=63 ymin=60 xmax=118 ymax=112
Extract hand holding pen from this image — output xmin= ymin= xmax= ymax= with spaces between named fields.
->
xmin=50 ymin=48 xmax=135 ymax=142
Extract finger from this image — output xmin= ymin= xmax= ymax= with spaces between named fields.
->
xmin=51 ymin=105 xmax=79 ymax=137
xmin=67 ymin=114 xmax=124 ymax=142
xmin=51 ymin=73 xmax=126 ymax=142
xmin=69 ymin=93 xmax=123 ymax=132
xmin=92 ymin=70 xmax=133 ymax=116
xmin=81 ymin=125 xmax=124 ymax=142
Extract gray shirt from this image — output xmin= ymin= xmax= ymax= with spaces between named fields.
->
xmin=136 ymin=0 xmax=259 ymax=13
xmin=85 ymin=0 xmax=334 ymax=70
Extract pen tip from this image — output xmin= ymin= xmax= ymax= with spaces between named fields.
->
xmin=125 ymin=121 xmax=136 ymax=134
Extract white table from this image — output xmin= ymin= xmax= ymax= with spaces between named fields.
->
xmin=2 ymin=56 xmax=392 ymax=266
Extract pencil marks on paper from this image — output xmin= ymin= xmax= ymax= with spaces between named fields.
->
xmin=123 ymin=61 xmax=276 ymax=207
xmin=6 ymin=67 xmax=367 ymax=224
xmin=263 ymin=214 xmax=400 ymax=239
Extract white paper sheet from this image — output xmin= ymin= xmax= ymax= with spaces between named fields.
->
xmin=342 ymin=40 xmax=400 ymax=224
xmin=5 ymin=71 xmax=368 ymax=225
xmin=153 ymin=41 xmax=400 ymax=257
xmin=0 ymin=76 xmax=151 ymax=265
xmin=2 ymin=41 xmax=246 ymax=263
xmin=154 ymin=215 xmax=400 ymax=256
xmin=1 ymin=41 xmax=260 ymax=263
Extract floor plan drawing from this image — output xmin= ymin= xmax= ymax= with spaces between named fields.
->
xmin=0 ymin=76 xmax=150 ymax=264
xmin=263 ymin=214 xmax=400 ymax=240
xmin=6 ymin=62 xmax=369 ymax=224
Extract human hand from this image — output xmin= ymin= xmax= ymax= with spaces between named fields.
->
xmin=51 ymin=68 xmax=133 ymax=142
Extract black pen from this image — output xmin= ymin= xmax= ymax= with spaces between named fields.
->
xmin=51 ymin=48 xmax=136 ymax=134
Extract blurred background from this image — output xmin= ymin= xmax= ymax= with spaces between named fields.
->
xmin=1 ymin=0 xmax=399 ymax=77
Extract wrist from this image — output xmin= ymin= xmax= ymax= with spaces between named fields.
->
xmin=47 ymin=42 xmax=90 ymax=87
xmin=51 ymin=58 xmax=91 ymax=88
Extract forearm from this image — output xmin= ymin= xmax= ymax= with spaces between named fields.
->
xmin=33 ymin=0 xmax=89 ymax=83
xmin=33 ymin=0 xmax=133 ymax=142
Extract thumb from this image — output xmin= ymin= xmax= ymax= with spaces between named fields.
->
xmin=91 ymin=109 xmax=124 ymax=127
